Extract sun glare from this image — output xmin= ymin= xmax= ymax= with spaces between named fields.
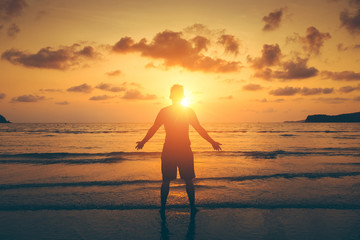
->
xmin=181 ymin=97 xmax=190 ymax=107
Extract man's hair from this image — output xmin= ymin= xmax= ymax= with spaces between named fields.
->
xmin=170 ymin=84 xmax=184 ymax=101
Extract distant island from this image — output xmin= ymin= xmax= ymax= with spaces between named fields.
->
xmin=305 ymin=112 xmax=360 ymax=122
xmin=284 ymin=112 xmax=360 ymax=123
xmin=0 ymin=114 xmax=11 ymax=123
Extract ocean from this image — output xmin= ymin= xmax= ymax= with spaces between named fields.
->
xmin=0 ymin=122 xmax=360 ymax=239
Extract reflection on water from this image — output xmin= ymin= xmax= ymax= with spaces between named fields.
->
xmin=160 ymin=210 xmax=196 ymax=240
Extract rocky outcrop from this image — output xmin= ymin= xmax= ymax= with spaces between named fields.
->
xmin=0 ymin=114 xmax=11 ymax=123
xmin=305 ymin=112 xmax=360 ymax=122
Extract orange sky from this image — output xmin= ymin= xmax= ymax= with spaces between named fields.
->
xmin=0 ymin=0 xmax=360 ymax=122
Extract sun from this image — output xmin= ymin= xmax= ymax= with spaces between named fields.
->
xmin=181 ymin=97 xmax=190 ymax=107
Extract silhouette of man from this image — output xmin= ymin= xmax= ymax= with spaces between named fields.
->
xmin=135 ymin=84 xmax=221 ymax=214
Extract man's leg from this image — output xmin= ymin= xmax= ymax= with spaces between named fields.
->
xmin=185 ymin=179 xmax=197 ymax=212
xmin=161 ymin=180 xmax=170 ymax=212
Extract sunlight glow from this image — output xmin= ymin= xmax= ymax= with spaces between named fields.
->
xmin=181 ymin=97 xmax=190 ymax=107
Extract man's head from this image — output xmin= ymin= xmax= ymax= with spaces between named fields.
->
xmin=170 ymin=84 xmax=184 ymax=103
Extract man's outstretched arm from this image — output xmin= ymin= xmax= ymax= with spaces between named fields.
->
xmin=190 ymin=110 xmax=222 ymax=151
xmin=135 ymin=110 xmax=163 ymax=150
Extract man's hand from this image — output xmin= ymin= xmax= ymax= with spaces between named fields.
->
xmin=211 ymin=141 xmax=222 ymax=151
xmin=135 ymin=141 xmax=145 ymax=150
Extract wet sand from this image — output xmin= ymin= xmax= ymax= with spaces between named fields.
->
xmin=1 ymin=208 xmax=359 ymax=240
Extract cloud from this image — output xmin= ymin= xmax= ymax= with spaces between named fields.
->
xmin=321 ymin=71 xmax=360 ymax=81
xmin=249 ymin=44 xmax=318 ymax=81
xmin=39 ymin=88 xmax=63 ymax=92
xmin=219 ymin=95 xmax=233 ymax=99
xmin=262 ymin=8 xmax=284 ymax=31
xmin=299 ymin=26 xmax=331 ymax=55
xmin=192 ymin=35 xmax=210 ymax=52
xmin=272 ymin=58 xmax=318 ymax=80
xmin=312 ymin=97 xmax=349 ymax=104
xmin=255 ymin=98 xmax=285 ymax=103
xmin=242 ymin=83 xmax=263 ymax=91
xmin=89 ymin=95 xmax=113 ymax=101
xmin=269 ymin=86 xmax=333 ymax=96
xmin=106 ymin=70 xmax=122 ymax=77
xmin=121 ymin=89 xmax=157 ymax=100
xmin=67 ymin=83 xmax=92 ymax=93
xmin=7 ymin=23 xmax=19 ymax=37
xmin=1 ymin=43 xmax=99 ymax=70
xmin=222 ymin=78 xmax=244 ymax=84
xmin=269 ymin=86 xmax=300 ymax=96
xmin=340 ymin=9 xmax=360 ymax=34
xmin=0 ymin=93 xmax=5 ymax=99
xmin=95 ymin=83 xmax=125 ymax=92
xmin=249 ymin=44 xmax=282 ymax=69
xmin=301 ymin=87 xmax=333 ymax=95
xmin=0 ymin=0 xmax=28 ymax=21
xmin=336 ymin=43 xmax=360 ymax=51
xmin=112 ymin=30 xmax=241 ymax=73
xmin=183 ymin=23 xmax=226 ymax=37
xmin=11 ymin=94 xmax=45 ymax=102
xmin=55 ymin=101 xmax=69 ymax=105
xmin=338 ymin=84 xmax=360 ymax=93
xmin=217 ymin=34 xmax=239 ymax=55
xmin=354 ymin=96 xmax=360 ymax=101
xmin=256 ymin=58 xmax=318 ymax=80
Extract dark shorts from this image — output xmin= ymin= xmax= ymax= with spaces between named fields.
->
xmin=161 ymin=144 xmax=195 ymax=181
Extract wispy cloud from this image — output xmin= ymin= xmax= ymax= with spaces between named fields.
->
xmin=121 ymin=89 xmax=157 ymax=100
xmin=338 ymin=84 xmax=360 ymax=93
xmin=262 ymin=8 xmax=284 ymax=31
xmin=340 ymin=0 xmax=360 ymax=34
xmin=217 ymin=34 xmax=240 ymax=55
xmin=242 ymin=83 xmax=263 ymax=91
xmin=55 ymin=101 xmax=69 ymax=105
xmin=89 ymin=95 xmax=114 ymax=101
xmin=299 ymin=27 xmax=331 ymax=55
xmin=67 ymin=83 xmax=92 ymax=93
xmin=106 ymin=70 xmax=122 ymax=77
xmin=248 ymin=44 xmax=282 ymax=69
xmin=312 ymin=97 xmax=349 ymax=104
xmin=11 ymin=94 xmax=45 ymax=102
xmin=39 ymin=88 xmax=63 ymax=93
xmin=6 ymin=23 xmax=19 ymax=37
xmin=95 ymin=83 xmax=125 ymax=92
xmin=269 ymin=86 xmax=333 ymax=96
xmin=0 ymin=0 xmax=28 ymax=21
xmin=2 ymin=43 xmax=100 ymax=70
xmin=253 ymin=57 xmax=318 ymax=81
xmin=321 ymin=71 xmax=360 ymax=81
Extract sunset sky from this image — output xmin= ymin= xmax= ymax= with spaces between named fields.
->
xmin=1 ymin=0 xmax=360 ymax=122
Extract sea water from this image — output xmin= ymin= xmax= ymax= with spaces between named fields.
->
xmin=0 ymin=122 xmax=359 ymax=211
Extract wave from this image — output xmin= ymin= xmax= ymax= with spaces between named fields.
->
xmin=0 ymin=152 xmax=161 ymax=164
xmin=1 ymin=202 xmax=359 ymax=211
xmin=1 ymin=171 xmax=359 ymax=190
xmin=1 ymin=147 xmax=359 ymax=164
xmin=0 ymin=158 xmax=126 ymax=164
xmin=280 ymin=134 xmax=297 ymax=137
xmin=0 ymin=129 xmax=140 ymax=134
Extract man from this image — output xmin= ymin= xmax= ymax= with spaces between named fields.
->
xmin=135 ymin=84 xmax=221 ymax=214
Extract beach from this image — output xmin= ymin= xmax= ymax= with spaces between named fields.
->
xmin=1 ymin=209 xmax=359 ymax=240
xmin=0 ymin=122 xmax=360 ymax=239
